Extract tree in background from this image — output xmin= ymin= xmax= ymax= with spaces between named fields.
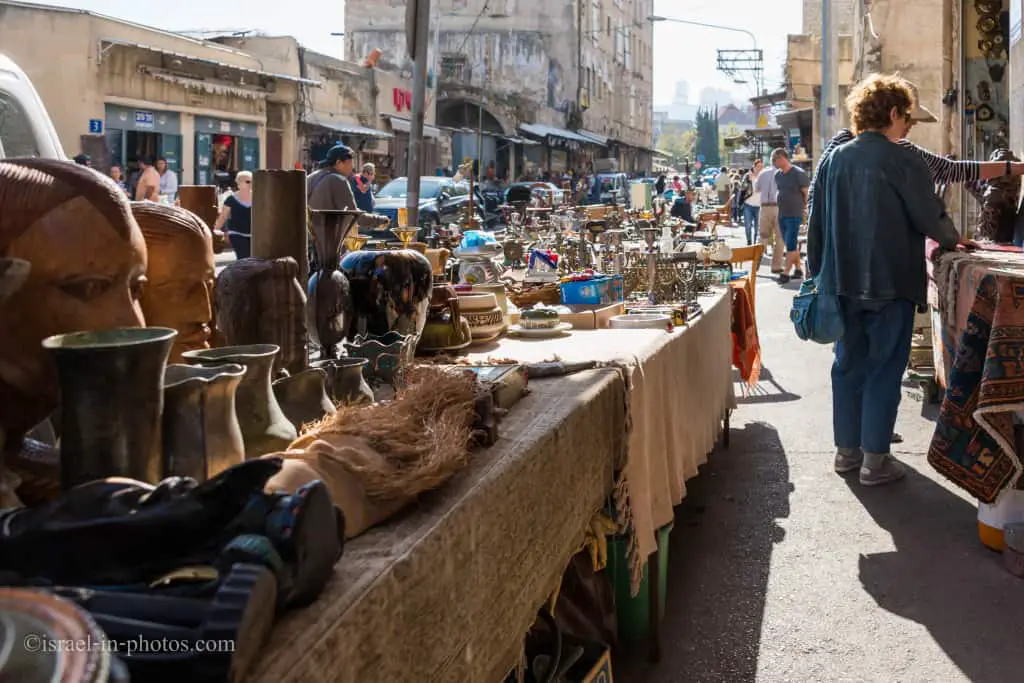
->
xmin=655 ymin=127 xmax=696 ymax=165
xmin=695 ymin=105 xmax=721 ymax=167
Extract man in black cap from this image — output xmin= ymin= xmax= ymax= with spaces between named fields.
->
xmin=72 ymin=153 xmax=91 ymax=167
xmin=306 ymin=144 xmax=388 ymax=230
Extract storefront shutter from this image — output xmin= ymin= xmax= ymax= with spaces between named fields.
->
xmin=194 ymin=133 xmax=213 ymax=185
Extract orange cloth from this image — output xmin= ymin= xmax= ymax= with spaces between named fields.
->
xmin=730 ymin=280 xmax=761 ymax=388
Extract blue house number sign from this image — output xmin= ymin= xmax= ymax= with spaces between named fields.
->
xmin=88 ymin=119 xmax=103 ymax=134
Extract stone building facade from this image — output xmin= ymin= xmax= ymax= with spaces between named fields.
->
xmin=0 ymin=0 xmax=308 ymax=186
xmin=345 ymin=0 xmax=655 ymax=176
xmin=213 ymin=34 xmax=442 ymax=180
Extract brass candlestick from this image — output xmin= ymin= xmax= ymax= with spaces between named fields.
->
xmin=344 ymin=234 xmax=369 ymax=253
xmin=391 ymin=227 xmax=418 ymax=248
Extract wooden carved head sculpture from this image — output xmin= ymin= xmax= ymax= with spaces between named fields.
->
xmin=214 ymin=257 xmax=307 ymax=376
xmin=132 ymin=203 xmax=215 ymax=362
xmin=0 ymin=159 xmax=147 ymax=445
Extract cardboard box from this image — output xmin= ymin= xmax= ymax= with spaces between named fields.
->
xmin=560 ymin=275 xmax=624 ymax=306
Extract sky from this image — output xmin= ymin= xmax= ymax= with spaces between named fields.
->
xmin=53 ymin=0 xmax=802 ymax=107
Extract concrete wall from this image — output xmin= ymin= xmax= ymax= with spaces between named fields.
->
xmin=845 ymin=0 xmax=949 ymax=156
xmin=1011 ymin=0 xmax=1024 ymax=153
xmin=0 ymin=2 xmax=306 ymax=175
xmin=802 ymin=0 xmax=855 ymax=35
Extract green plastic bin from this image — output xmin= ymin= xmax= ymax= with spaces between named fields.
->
xmin=607 ymin=521 xmax=674 ymax=640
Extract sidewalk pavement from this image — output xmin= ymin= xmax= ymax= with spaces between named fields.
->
xmin=616 ymin=225 xmax=1024 ymax=682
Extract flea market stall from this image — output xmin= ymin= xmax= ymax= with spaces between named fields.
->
xmin=0 ymin=160 xmax=739 ymax=681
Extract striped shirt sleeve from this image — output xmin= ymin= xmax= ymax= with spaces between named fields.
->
xmin=808 ymin=128 xmax=983 ymax=210
xmin=896 ymin=139 xmax=981 ymax=184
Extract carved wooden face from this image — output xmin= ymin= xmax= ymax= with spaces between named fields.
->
xmin=0 ymin=193 xmax=147 ymax=434
xmin=135 ymin=206 xmax=215 ymax=362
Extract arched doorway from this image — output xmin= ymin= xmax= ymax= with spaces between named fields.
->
xmin=437 ymin=99 xmax=509 ymax=180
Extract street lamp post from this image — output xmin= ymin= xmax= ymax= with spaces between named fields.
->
xmin=647 ymin=15 xmax=762 ymax=96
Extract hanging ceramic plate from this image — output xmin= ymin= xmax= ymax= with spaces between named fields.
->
xmin=977 ymin=16 xmax=998 ymax=34
xmin=975 ymin=0 xmax=999 ymax=13
xmin=977 ymin=104 xmax=995 ymax=122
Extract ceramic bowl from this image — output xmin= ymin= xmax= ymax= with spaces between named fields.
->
xmin=608 ymin=313 xmax=672 ymax=330
xmin=458 ymin=292 xmax=503 ymax=341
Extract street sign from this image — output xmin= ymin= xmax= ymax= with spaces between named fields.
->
xmin=696 ymin=154 xmax=705 ymax=163
xmin=135 ymin=110 xmax=155 ymax=130
xmin=88 ymin=119 xmax=103 ymax=134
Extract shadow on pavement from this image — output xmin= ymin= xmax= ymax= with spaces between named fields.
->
xmin=735 ymin=367 xmax=802 ymax=404
xmin=846 ymin=466 xmax=1024 ymax=683
xmin=614 ymin=421 xmax=792 ymax=682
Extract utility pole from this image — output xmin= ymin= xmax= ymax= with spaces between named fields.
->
xmin=820 ymin=0 xmax=838 ymax=152
xmin=406 ymin=0 xmax=432 ymax=228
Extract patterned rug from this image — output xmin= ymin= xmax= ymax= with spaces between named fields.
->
xmin=928 ymin=273 xmax=1024 ymax=502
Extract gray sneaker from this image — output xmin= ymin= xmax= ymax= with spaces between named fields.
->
xmin=834 ymin=449 xmax=863 ymax=473
xmin=859 ymin=454 xmax=906 ymax=486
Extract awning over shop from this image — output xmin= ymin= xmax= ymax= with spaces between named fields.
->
xmin=499 ymin=135 xmax=540 ymax=146
xmin=577 ymin=130 xmax=609 ymax=146
xmin=97 ymin=37 xmax=321 ymax=86
xmin=775 ymin=108 xmax=814 ymax=132
xmin=518 ymin=123 xmax=594 ymax=146
xmin=386 ymin=116 xmax=442 ymax=139
xmin=305 ymin=116 xmax=393 ymax=139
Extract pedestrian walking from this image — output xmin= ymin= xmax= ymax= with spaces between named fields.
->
xmin=771 ymin=149 xmax=810 ymax=284
xmin=756 ymin=163 xmax=784 ymax=272
xmin=741 ymin=160 xmax=763 ymax=246
xmin=214 ymin=171 xmax=253 ymax=258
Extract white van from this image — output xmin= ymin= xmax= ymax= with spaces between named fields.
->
xmin=0 ymin=54 xmax=65 ymax=159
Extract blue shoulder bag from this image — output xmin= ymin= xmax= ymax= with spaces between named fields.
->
xmin=789 ymin=222 xmax=844 ymax=344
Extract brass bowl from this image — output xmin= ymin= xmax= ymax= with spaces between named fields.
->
xmin=344 ymin=234 xmax=369 ymax=252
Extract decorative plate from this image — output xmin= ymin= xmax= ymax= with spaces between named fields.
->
xmin=508 ymin=322 xmax=573 ymax=338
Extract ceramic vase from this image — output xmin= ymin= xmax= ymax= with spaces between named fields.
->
xmin=182 ymin=344 xmax=297 ymax=458
xmin=272 ymin=368 xmax=337 ymax=432
xmin=42 ymin=327 xmax=177 ymax=489
xmin=457 ymin=292 xmax=505 ymax=343
xmin=311 ymin=358 xmax=374 ymax=405
xmin=162 ymin=363 xmax=246 ymax=481
xmin=308 ymin=210 xmax=359 ymax=359
xmin=344 ymin=331 xmax=416 ymax=386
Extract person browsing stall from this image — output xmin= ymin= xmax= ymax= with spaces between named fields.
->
xmin=771 ymin=149 xmax=810 ymax=284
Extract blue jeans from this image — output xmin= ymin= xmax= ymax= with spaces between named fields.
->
xmin=832 ymin=298 xmax=915 ymax=455
xmin=742 ymin=204 xmax=760 ymax=244
xmin=228 ymin=232 xmax=251 ymax=259
xmin=779 ymin=216 xmax=801 ymax=252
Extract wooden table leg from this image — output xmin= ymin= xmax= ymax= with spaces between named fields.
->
xmin=648 ymin=548 xmax=662 ymax=663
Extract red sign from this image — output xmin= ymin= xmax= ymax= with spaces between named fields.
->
xmin=393 ymin=88 xmax=413 ymax=113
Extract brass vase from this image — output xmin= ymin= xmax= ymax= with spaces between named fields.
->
xmin=42 ymin=327 xmax=177 ymax=489
xmin=162 ymin=363 xmax=247 ymax=481
xmin=182 ymin=344 xmax=297 ymax=458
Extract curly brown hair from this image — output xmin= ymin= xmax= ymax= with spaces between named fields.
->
xmin=845 ymin=74 xmax=914 ymax=134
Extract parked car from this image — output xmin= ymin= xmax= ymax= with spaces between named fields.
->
xmin=0 ymin=53 xmax=65 ymax=159
xmin=372 ymin=176 xmax=480 ymax=242
xmin=587 ymin=172 xmax=630 ymax=207
xmin=504 ymin=182 xmax=566 ymax=208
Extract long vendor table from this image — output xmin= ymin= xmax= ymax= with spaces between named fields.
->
xmin=247 ymin=289 xmax=734 ymax=682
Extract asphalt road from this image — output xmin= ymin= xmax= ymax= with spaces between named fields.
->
xmin=615 ymin=226 xmax=1024 ymax=683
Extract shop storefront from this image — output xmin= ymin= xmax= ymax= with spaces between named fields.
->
xmin=104 ymin=104 xmax=182 ymax=186
xmin=193 ymin=116 xmax=260 ymax=187
xmin=384 ymin=115 xmax=441 ymax=179
xmin=301 ymin=116 xmax=393 ymax=175
xmin=518 ymin=123 xmax=594 ymax=176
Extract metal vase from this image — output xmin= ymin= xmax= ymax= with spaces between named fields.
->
xmin=42 ymin=327 xmax=177 ymax=490
xmin=181 ymin=344 xmax=297 ymax=458
xmin=307 ymin=210 xmax=360 ymax=358
xmin=272 ymin=367 xmax=337 ymax=432
xmin=162 ymin=363 xmax=247 ymax=481
xmin=311 ymin=357 xmax=374 ymax=406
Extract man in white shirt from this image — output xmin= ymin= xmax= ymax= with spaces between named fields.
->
xmin=157 ymin=157 xmax=178 ymax=201
xmin=755 ymin=166 xmax=786 ymax=272
xmin=714 ymin=167 xmax=731 ymax=205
